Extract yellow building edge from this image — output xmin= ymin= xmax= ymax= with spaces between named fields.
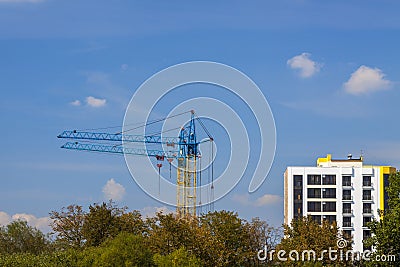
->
xmin=379 ymin=166 xmax=396 ymax=214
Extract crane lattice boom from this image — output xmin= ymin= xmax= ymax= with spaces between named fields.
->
xmin=58 ymin=111 xmax=213 ymax=218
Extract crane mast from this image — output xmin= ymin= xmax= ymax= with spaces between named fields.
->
xmin=177 ymin=112 xmax=197 ymax=217
xmin=58 ymin=110 xmax=211 ymax=218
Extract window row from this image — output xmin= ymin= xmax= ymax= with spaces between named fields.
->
xmin=307 ymin=175 xmax=336 ymax=185
xmin=310 ymin=215 xmax=336 ymax=224
xmin=294 ymin=175 xmax=373 ymax=187
xmin=342 ymin=216 xmax=372 ymax=227
xmin=307 ymin=201 xmax=336 ymax=212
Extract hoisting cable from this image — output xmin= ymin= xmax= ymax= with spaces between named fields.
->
xmin=194 ymin=114 xmax=213 ymax=140
xmin=211 ymin=138 xmax=215 ymax=212
xmin=198 ymin=155 xmax=202 ymax=216
xmin=118 ymin=110 xmax=191 ymax=134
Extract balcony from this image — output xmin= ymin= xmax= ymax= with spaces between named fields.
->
xmin=342 ymin=181 xmax=353 ymax=189
xmin=362 ymin=182 xmax=373 ymax=188
xmin=342 ymin=195 xmax=353 ymax=202
xmin=362 ymin=195 xmax=373 ymax=202
xmin=342 ymin=222 xmax=353 ymax=228
xmin=343 ymin=209 xmax=353 ymax=216
xmin=363 ymin=209 xmax=372 ymax=215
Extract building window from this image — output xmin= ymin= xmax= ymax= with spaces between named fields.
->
xmin=363 ymin=230 xmax=371 ymax=239
xmin=363 ymin=176 xmax=372 ymax=187
xmin=323 ymin=202 xmax=336 ymax=212
xmin=323 ymin=188 xmax=336 ymax=198
xmin=308 ymin=201 xmax=321 ymax=212
xmin=294 ymin=203 xmax=302 ymax=219
xmin=343 ymin=230 xmax=352 ymax=239
xmin=323 ymin=215 xmax=336 ymax=224
xmin=363 ymin=216 xmax=372 ymax=227
xmin=307 ymin=175 xmax=321 ymax=185
xmin=363 ymin=190 xmax=372 ymax=200
xmin=343 ymin=190 xmax=352 ymax=200
xmin=343 ymin=203 xmax=351 ymax=214
xmin=343 ymin=217 xmax=351 ymax=227
xmin=307 ymin=188 xmax=321 ymax=198
xmin=342 ymin=176 xmax=351 ymax=186
xmin=294 ymin=189 xmax=302 ymax=200
xmin=311 ymin=215 xmax=321 ymax=224
xmin=363 ymin=203 xmax=372 ymax=214
xmin=294 ymin=175 xmax=303 ymax=187
xmin=363 ymin=230 xmax=372 ymax=250
xmin=384 ymin=174 xmax=390 ymax=210
xmin=323 ymin=175 xmax=336 ymax=185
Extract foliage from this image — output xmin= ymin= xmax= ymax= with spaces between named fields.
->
xmin=0 ymin=220 xmax=49 ymax=255
xmin=277 ymin=216 xmax=351 ymax=266
xmin=79 ymin=232 xmax=153 ymax=267
xmin=365 ymin=171 xmax=400 ymax=266
xmin=50 ymin=204 xmax=86 ymax=248
xmin=2 ymin=203 xmax=283 ymax=266
xmin=153 ymin=247 xmax=201 ymax=267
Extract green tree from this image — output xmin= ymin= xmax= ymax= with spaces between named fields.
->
xmin=153 ymin=247 xmax=200 ymax=267
xmin=0 ymin=220 xmax=49 ymax=255
xmin=277 ymin=216 xmax=351 ymax=266
xmin=79 ymin=232 xmax=153 ymax=267
xmin=200 ymin=211 xmax=253 ymax=266
xmin=365 ymin=171 xmax=400 ymax=266
xmin=50 ymin=204 xmax=86 ymax=248
xmin=81 ymin=201 xmax=125 ymax=247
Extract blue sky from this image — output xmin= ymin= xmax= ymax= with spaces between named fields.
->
xmin=1 ymin=0 xmax=400 ymax=232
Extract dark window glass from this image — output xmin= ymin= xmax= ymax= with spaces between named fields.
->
xmin=307 ymin=188 xmax=321 ymax=198
xmin=384 ymin=174 xmax=390 ymax=210
xmin=343 ymin=217 xmax=351 ymax=227
xmin=307 ymin=201 xmax=321 ymax=212
xmin=363 ymin=203 xmax=371 ymax=214
xmin=294 ymin=203 xmax=302 ymax=218
xmin=323 ymin=188 xmax=336 ymax=198
xmin=363 ymin=230 xmax=371 ymax=239
xmin=294 ymin=189 xmax=302 ymax=201
xmin=344 ymin=230 xmax=352 ymax=239
xmin=363 ymin=176 xmax=371 ymax=187
xmin=343 ymin=203 xmax=351 ymax=214
xmin=363 ymin=190 xmax=372 ymax=200
xmin=311 ymin=215 xmax=321 ymax=224
xmin=363 ymin=216 xmax=372 ymax=227
xmin=342 ymin=176 xmax=351 ymax=186
xmin=323 ymin=175 xmax=336 ymax=185
xmin=307 ymin=175 xmax=321 ymax=185
xmin=294 ymin=175 xmax=303 ymax=187
xmin=323 ymin=215 xmax=336 ymax=224
xmin=323 ymin=202 xmax=336 ymax=212
xmin=343 ymin=190 xmax=351 ymax=200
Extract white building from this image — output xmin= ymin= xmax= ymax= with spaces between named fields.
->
xmin=284 ymin=154 xmax=396 ymax=252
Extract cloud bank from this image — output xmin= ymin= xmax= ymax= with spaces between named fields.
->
xmin=0 ymin=211 xmax=51 ymax=233
xmin=344 ymin=65 xmax=391 ymax=95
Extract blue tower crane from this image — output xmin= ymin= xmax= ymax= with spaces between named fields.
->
xmin=58 ymin=110 xmax=213 ymax=218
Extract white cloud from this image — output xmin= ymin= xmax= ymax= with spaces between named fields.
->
xmin=70 ymin=100 xmax=81 ymax=106
xmin=121 ymin=64 xmax=129 ymax=71
xmin=0 ymin=211 xmax=11 ymax=225
xmin=232 ymin=194 xmax=282 ymax=207
xmin=254 ymin=194 xmax=282 ymax=207
xmin=0 ymin=211 xmax=51 ymax=233
xmin=142 ymin=206 xmax=174 ymax=218
xmin=0 ymin=0 xmax=44 ymax=3
xmin=344 ymin=65 xmax=391 ymax=95
xmin=86 ymin=96 xmax=106 ymax=107
xmin=102 ymin=178 xmax=126 ymax=201
xmin=287 ymin=52 xmax=321 ymax=78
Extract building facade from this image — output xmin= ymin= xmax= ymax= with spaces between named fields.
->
xmin=284 ymin=154 xmax=396 ymax=252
